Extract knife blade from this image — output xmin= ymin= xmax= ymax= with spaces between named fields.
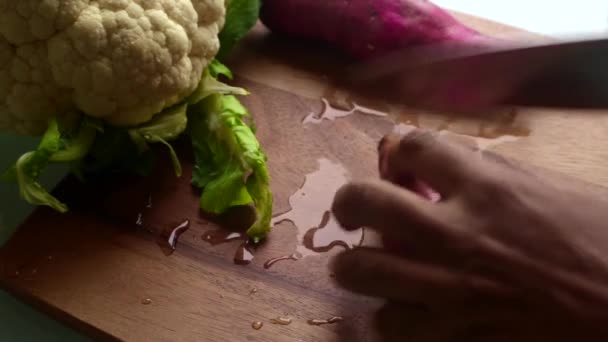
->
xmin=345 ymin=37 xmax=608 ymax=112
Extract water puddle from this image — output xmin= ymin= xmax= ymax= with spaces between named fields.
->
xmin=396 ymin=107 xmax=530 ymax=143
xmin=393 ymin=118 xmax=523 ymax=155
xmin=441 ymin=131 xmax=521 ymax=152
xmin=312 ymin=85 xmax=529 ymax=154
xmin=302 ymin=98 xmax=387 ymax=124
xmin=320 ymin=84 xmax=529 ymax=144
xmin=271 ymin=158 xmax=363 ymax=257
xmin=476 ymin=109 xmax=531 ymax=139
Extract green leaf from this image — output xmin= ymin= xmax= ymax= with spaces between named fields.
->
xmin=8 ymin=118 xmax=97 ymax=213
xmin=155 ymin=137 xmax=182 ymax=177
xmin=131 ymin=103 xmax=188 ymax=142
xmin=128 ymin=103 xmax=189 ymax=177
xmin=186 ymin=69 xmax=249 ymax=105
xmin=199 ymin=161 xmax=252 ymax=213
xmin=189 ymin=92 xmax=273 ymax=242
xmin=25 ymin=119 xmax=63 ymax=178
xmin=245 ymin=166 xmax=273 ymax=243
xmin=76 ymin=125 xmax=154 ymax=179
xmin=50 ymin=119 xmax=97 ymax=162
xmin=217 ymin=0 xmax=261 ymax=60
xmin=208 ymin=59 xmax=233 ymax=80
xmin=15 ymin=151 xmax=68 ymax=213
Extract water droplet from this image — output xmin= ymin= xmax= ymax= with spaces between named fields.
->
xmin=201 ymin=229 xmax=254 ymax=266
xmin=157 ymin=220 xmax=190 ymax=256
xmin=146 ymin=195 xmax=153 ymax=209
xmin=202 ymin=230 xmax=243 ymax=246
xmin=249 ymin=288 xmax=258 ymax=295
xmin=135 ymin=213 xmax=143 ymax=227
xmin=251 ymin=321 xmax=263 ymax=330
xmin=307 ymin=316 xmax=344 ymax=326
xmin=234 ymin=242 xmax=255 ymax=265
xmin=263 ymin=253 xmax=302 ymax=269
xmin=270 ymin=317 xmax=293 ymax=325
xmin=141 ymin=298 xmax=152 ymax=305
xmin=271 ymin=159 xmax=363 ymax=257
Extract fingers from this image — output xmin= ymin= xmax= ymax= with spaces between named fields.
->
xmin=379 ymin=130 xmax=480 ymax=198
xmin=331 ymin=248 xmax=515 ymax=305
xmin=332 ymin=179 xmax=449 ymax=244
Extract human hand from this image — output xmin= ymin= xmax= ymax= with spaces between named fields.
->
xmin=368 ymin=300 xmax=603 ymax=342
xmin=331 ymin=129 xmax=608 ymax=321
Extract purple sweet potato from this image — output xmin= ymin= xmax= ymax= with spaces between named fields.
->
xmin=260 ymin=0 xmax=488 ymax=60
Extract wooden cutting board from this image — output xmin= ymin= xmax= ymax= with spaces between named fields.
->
xmin=2 ymin=12 xmax=608 ymax=342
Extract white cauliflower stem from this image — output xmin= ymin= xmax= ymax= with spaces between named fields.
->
xmin=0 ymin=0 xmax=225 ymax=135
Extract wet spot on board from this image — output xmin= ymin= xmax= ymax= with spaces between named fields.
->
xmin=157 ymin=220 xmax=190 ymax=256
xmin=302 ymin=98 xmax=387 ymax=124
xmin=271 ymin=158 xmax=363 ymax=258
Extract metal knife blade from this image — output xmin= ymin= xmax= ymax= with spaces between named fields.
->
xmin=345 ymin=37 xmax=608 ymax=112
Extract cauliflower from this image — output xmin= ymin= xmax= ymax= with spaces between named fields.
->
xmin=0 ymin=0 xmax=225 ymax=135
xmin=2 ymin=0 xmax=272 ymax=243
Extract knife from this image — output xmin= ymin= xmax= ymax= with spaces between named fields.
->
xmin=346 ymin=37 xmax=608 ymax=112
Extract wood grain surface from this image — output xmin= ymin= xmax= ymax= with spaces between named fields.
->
xmin=2 ymin=12 xmax=608 ymax=342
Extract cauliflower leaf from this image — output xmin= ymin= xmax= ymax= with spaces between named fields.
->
xmin=218 ymin=0 xmax=262 ymax=60
xmin=208 ymin=59 xmax=234 ymax=80
xmin=75 ymin=126 xmax=155 ymax=181
xmin=129 ymin=103 xmax=189 ymax=177
xmin=7 ymin=118 xmax=97 ymax=212
xmin=189 ymin=92 xmax=272 ymax=243
xmin=187 ymin=69 xmax=249 ymax=105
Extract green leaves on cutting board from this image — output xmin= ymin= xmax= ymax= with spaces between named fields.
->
xmin=188 ymin=85 xmax=272 ymax=243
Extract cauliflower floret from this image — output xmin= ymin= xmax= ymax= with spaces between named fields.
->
xmin=0 ymin=0 xmax=225 ymax=135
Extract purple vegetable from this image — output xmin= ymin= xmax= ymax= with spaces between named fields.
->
xmin=260 ymin=0 xmax=489 ymax=60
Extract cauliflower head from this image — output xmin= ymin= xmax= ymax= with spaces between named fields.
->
xmin=0 ymin=0 xmax=225 ymax=135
